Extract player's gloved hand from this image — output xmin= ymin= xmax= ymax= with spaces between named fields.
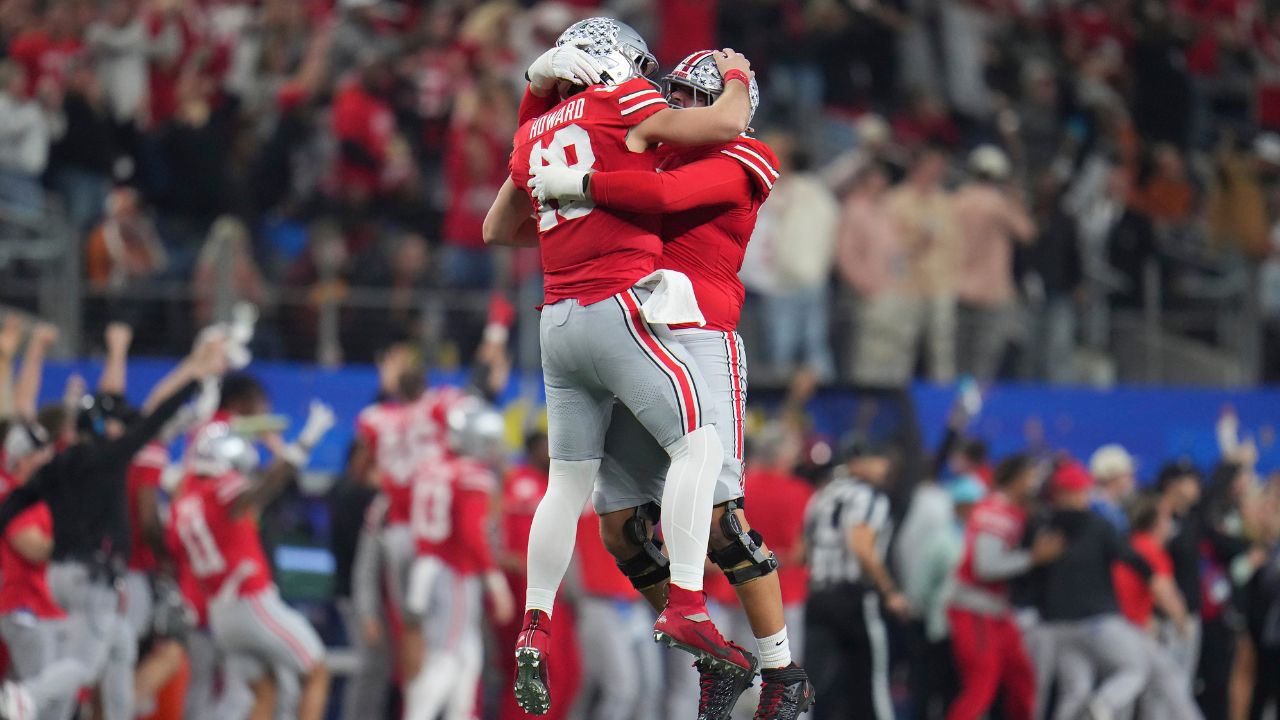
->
xmin=528 ymin=149 xmax=588 ymax=204
xmin=526 ymin=38 xmax=604 ymax=92
xmin=297 ymin=400 xmax=336 ymax=450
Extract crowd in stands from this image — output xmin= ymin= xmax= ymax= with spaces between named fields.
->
xmin=1 ymin=0 xmax=1280 ymax=380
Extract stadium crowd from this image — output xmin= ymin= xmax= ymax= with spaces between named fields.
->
xmin=1 ymin=0 xmax=1280 ymax=378
xmin=0 ymin=312 xmax=1275 ymax=720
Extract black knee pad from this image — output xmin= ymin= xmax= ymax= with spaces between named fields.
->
xmin=615 ymin=503 xmax=670 ymax=591
xmin=708 ymin=501 xmax=778 ymax=586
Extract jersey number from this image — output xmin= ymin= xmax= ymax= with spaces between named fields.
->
xmin=411 ymin=473 xmax=453 ymax=543
xmin=530 ymin=124 xmax=596 ymax=231
xmin=175 ymin=497 xmax=227 ymax=578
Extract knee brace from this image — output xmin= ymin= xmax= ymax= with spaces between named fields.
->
xmin=614 ymin=503 xmax=670 ymax=592
xmin=708 ymin=500 xmax=778 ymax=586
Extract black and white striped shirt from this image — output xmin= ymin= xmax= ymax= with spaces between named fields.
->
xmin=804 ymin=472 xmax=893 ymax=591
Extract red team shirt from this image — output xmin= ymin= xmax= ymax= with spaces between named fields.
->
xmin=510 ymin=78 xmax=670 ymax=306
xmin=356 ymin=387 xmax=465 ymax=527
xmin=127 ymin=442 xmax=169 ymax=572
xmin=575 ymin=510 xmax=636 ymax=599
xmin=172 ymin=467 xmax=273 ymax=599
xmin=410 ymin=455 xmax=497 ymax=577
xmin=955 ymin=492 xmax=1028 ymax=606
xmin=592 ymin=138 xmax=779 ymax=331
xmin=0 ymin=503 xmax=65 ymax=619
xmin=1113 ymin=531 xmax=1174 ymax=627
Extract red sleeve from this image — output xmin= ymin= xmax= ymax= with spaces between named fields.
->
xmin=611 ymin=78 xmax=667 ymax=127
xmin=592 ymin=155 xmax=752 ymax=213
xmin=6 ymin=505 xmax=50 ymax=542
xmin=457 ymin=487 xmax=495 ymax=571
xmin=355 ymin=410 xmax=378 ymax=450
xmin=717 ymin=137 xmax=781 ymax=198
xmin=518 ymin=85 xmax=559 ymax=126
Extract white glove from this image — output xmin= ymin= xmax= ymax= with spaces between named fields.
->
xmin=526 ymin=38 xmax=604 ymax=91
xmin=296 ymin=400 xmax=335 ymax=450
xmin=528 ymin=149 xmax=588 ymax=204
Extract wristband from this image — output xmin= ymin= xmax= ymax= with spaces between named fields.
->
xmin=722 ymin=69 xmax=750 ymax=89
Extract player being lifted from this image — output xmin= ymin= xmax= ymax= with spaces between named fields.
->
xmin=526 ymin=50 xmax=815 ymax=719
xmin=484 ymin=17 xmax=757 ymax=717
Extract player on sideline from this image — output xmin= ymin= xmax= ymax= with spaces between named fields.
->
xmin=171 ymin=375 xmax=335 ymax=720
xmin=402 ymin=399 xmax=514 ymax=720
xmin=348 ymin=343 xmax=466 ymax=682
xmin=523 ymin=50 xmax=814 ymax=720
xmin=484 ymin=17 xmax=757 ymax=716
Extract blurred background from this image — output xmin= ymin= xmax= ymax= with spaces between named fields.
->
xmin=1 ymin=0 xmax=1278 ymax=387
xmin=2 ymin=0 xmax=1280 ymax=719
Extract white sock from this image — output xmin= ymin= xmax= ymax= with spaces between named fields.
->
xmin=523 ymin=458 xmax=598 ymax=615
xmin=756 ymin=627 xmax=793 ymax=669
xmin=661 ymin=425 xmax=724 ymax=592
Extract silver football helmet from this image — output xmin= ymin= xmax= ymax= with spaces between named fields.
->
xmin=188 ymin=421 xmax=260 ymax=477
xmin=556 ymin=17 xmax=658 ymax=86
xmin=664 ymin=49 xmax=760 ymax=126
xmin=446 ymin=397 xmax=506 ymax=464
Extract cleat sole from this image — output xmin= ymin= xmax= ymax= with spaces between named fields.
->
xmin=653 ymin=630 xmax=760 ymax=679
xmin=513 ymin=647 xmax=551 ymax=715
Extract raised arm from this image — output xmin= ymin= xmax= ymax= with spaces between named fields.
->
xmin=483 ymin=177 xmax=539 ymax=247
xmin=14 ymin=323 xmax=58 ymax=421
xmin=625 ymin=50 xmax=753 ymax=151
xmin=98 ymin=322 xmax=133 ymax=395
xmin=0 ymin=314 xmax=23 ymax=418
xmin=228 ymin=400 xmax=335 ymax=517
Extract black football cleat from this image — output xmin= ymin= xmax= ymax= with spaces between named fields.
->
xmin=696 ymin=655 xmax=757 ymax=720
xmin=753 ymin=664 xmax=815 ymax=720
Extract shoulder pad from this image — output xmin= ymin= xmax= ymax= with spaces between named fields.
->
xmin=719 ymin=136 xmax=781 ymax=195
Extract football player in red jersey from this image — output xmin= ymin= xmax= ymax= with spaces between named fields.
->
xmin=348 ymin=343 xmax=467 ymax=679
xmin=171 ymin=375 xmax=336 ymax=720
xmin=402 ymin=399 xmax=514 ymax=720
xmin=483 ymin=18 xmax=759 ymax=716
xmin=517 ymin=49 xmax=815 ymax=719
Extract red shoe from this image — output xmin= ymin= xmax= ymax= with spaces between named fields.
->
xmin=654 ymin=587 xmax=758 ymax=678
xmin=513 ymin=610 xmax=553 ymax=715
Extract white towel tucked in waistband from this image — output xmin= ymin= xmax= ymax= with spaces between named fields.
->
xmin=634 ymin=269 xmax=706 ymax=327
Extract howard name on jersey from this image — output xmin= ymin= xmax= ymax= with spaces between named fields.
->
xmin=510 ymin=78 xmax=670 ymax=307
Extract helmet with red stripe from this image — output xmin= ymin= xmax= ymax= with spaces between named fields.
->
xmin=663 ymin=49 xmax=760 ymax=127
xmin=556 ymin=17 xmax=658 ymax=87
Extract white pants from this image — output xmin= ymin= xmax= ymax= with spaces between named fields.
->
xmin=403 ymin=566 xmax=483 ymax=720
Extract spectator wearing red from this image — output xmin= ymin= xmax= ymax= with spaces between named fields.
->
xmin=1113 ymin=497 xmax=1203 ymax=720
xmin=947 ymin=454 xmax=1064 ymax=720
xmin=440 ymin=77 xmax=515 ymax=289
xmin=331 ymin=52 xmax=399 ymax=206
xmin=6 ymin=0 xmax=83 ymax=97
xmin=495 ymin=433 xmax=580 ymax=720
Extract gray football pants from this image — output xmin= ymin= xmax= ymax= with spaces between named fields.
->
xmin=572 ymin=596 xmax=664 ymax=720
xmin=0 ymin=612 xmax=103 ymax=720
xmin=47 ymin=561 xmax=135 ymax=720
xmin=1051 ymin=615 xmax=1151 ymax=720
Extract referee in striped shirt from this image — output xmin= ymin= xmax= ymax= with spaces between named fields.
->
xmin=803 ymin=440 xmax=906 ymax=720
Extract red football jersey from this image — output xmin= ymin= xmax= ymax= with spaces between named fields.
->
xmin=165 ymin=522 xmax=209 ymax=627
xmin=171 ymin=470 xmax=272 ymax=599
xmin=660 ymin=138 xmax=778 ymax=331
xmin=0 ymin=503 xmax=65 ymax=618
xmin=127 ymin=442 xmax=169 ymax=572
xmin=500 ymin=465 xmax=548 ymax=557
xmin=509 ymin=78 xmax=669 ymax=306
xmin=743 ymin=469 xmax=812 ymax=606
xmin=410 ymin=456 xmax=497 ymax=577
xmin=575 ymin=510 xmax=636 ymax=599
xmin=1113 ymin=532 xmax=1173 ymax=627
xmin=356 ymin=387 xmax=465 ymax=526
xmin=955 ymin=492 xmax=1028 ymax=602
